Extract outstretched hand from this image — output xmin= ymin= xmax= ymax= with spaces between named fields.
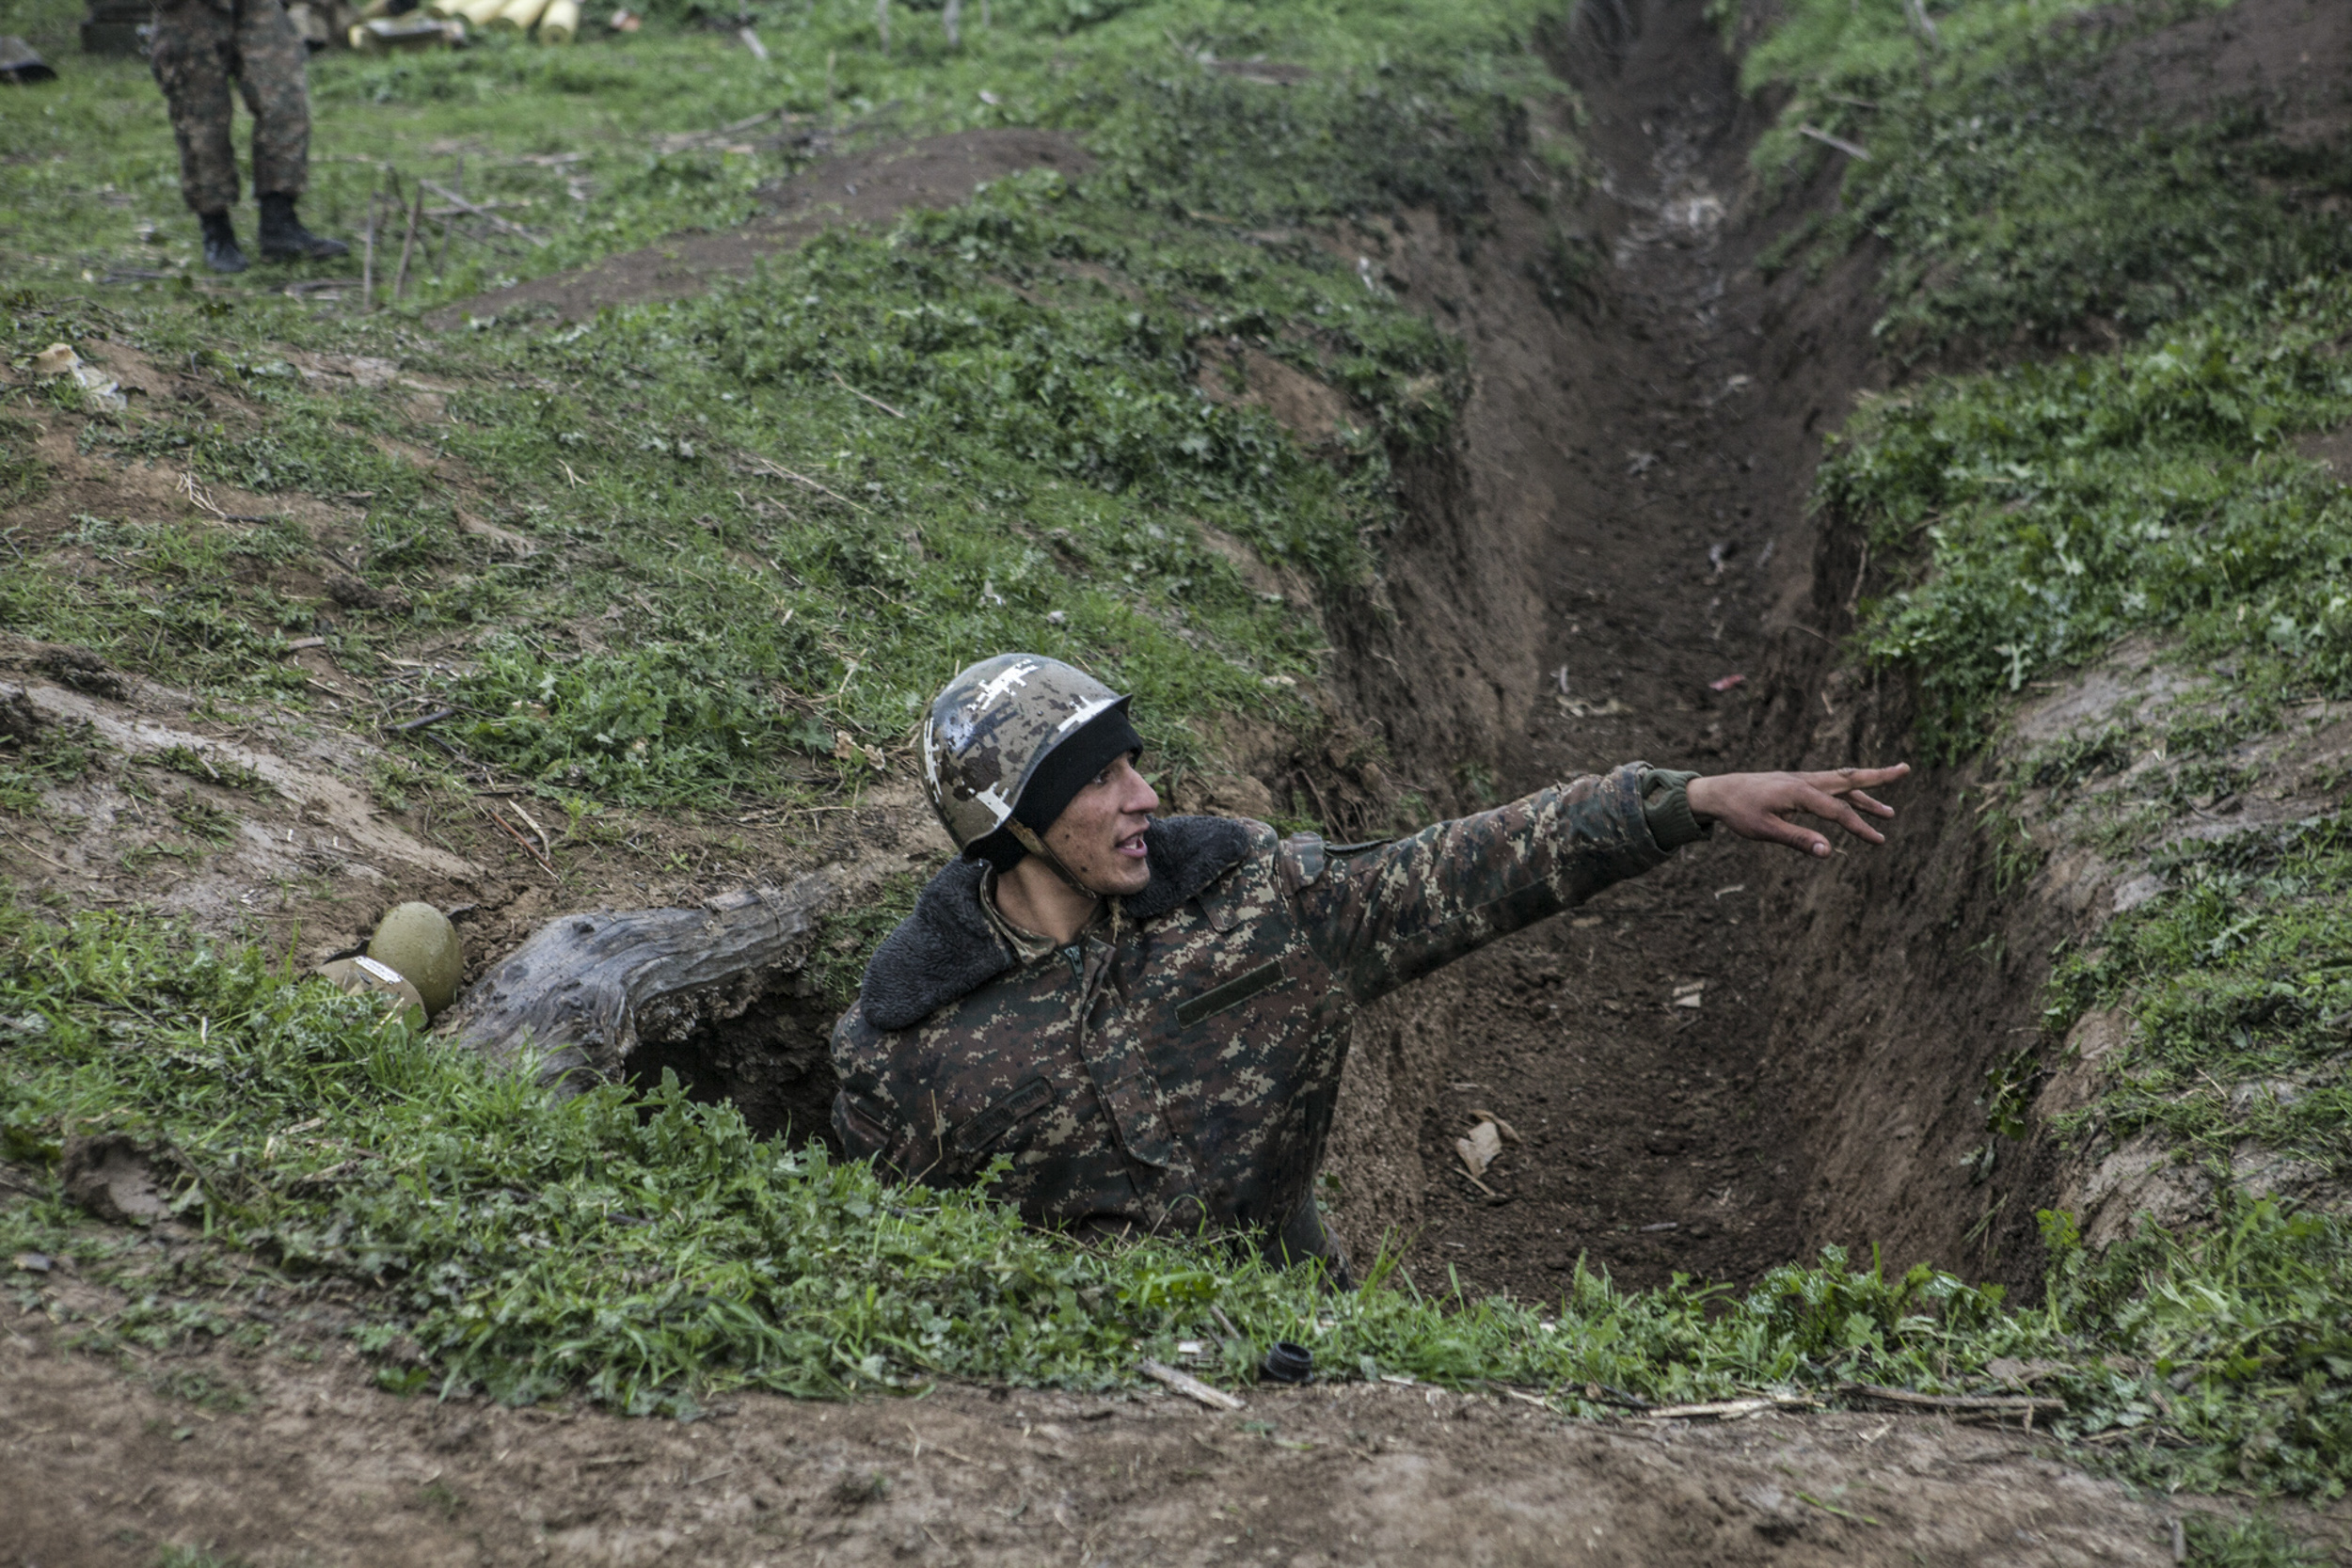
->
xmin=1685 ymin=764 xmax=1910 ymax=859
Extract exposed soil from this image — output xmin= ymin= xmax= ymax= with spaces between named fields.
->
xmin=424 ymin=128 xmax=1091 ymax=329
xmin=1315 ymin=0 xmax=1891 ymax=1300
xmin=1326 ymin=0 xmax=2352 ymax=1306
xmin=3 ymin=1291 xmax=2229 ymax=1568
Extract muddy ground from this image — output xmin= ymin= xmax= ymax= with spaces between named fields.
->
xmin=0 ymin=1280 xmax=2223 ymax=1567
xmin=13 ymin=0 xmax=2352 ymax=1560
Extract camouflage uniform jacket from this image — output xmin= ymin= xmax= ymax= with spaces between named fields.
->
xmin=831 ymin=763 xmax=1703 ymax=1251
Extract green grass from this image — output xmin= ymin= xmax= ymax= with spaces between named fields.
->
xmin=3 ymin=0 xmax=1526 ymax=816
xmin=1734 ymin=0 xmax=2352 ymax=356
xmin=1824 ymin=276 xmax=2352 ymax=753
xmin=2044 ymin=818 xmax=2352 ymax=1179
xmin=11 ymin=897 xmax=2352 ymax=1500
xmin=1734 ymin=0 xmax=2352 ymax=1507
xmin=8 ymin=0 xmax=2352 ymax=1519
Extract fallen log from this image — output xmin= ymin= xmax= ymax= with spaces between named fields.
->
xmin=444 ymin=876 xmax=832 ymax=1090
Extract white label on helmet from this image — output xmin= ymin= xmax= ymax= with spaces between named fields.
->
xmin=355 ymin=955 xmax=405 ymax=985
xmin=974 ymin=782 xmax=1014 ymax=827
xmin=975 ymin=659 xmax=1039 ymax=710
xmin=919 ymin=718 xmax=939 ymax=786
xmin=1055 ymin=693 xmax=1116 ymax=734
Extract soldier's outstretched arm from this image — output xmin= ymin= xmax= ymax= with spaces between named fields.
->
xmin=1296 ymin=761 xmax=1909 ymax=1006
xmin=1296 ymin=763 xmax=1674 ymax=1006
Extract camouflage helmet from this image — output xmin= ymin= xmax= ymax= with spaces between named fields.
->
xmin=922 ymin=654 xmax=1134 ymax=854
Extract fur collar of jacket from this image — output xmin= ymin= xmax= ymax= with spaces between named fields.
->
xmin=857 ymin=815 xmax=1256 ymax=1032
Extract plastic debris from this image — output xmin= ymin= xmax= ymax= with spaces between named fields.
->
xmin=320 ymin=954 xmax=430 ymax=1028
xmin=1708 ymin=673 xmax=1746 ymax=691
xmin=31 ymin=343 xmax=126 ymax=411
xmin=1260 ymin=1341 xmax=1313 ymax=1385
xmin=348 ymin=14 xmax=465 ymax=50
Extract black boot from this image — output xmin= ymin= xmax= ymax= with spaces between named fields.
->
xmin=199 ymin=211 xmax=247 ymax=275
xmin=257 ymin=193 xmax=349 ymax=261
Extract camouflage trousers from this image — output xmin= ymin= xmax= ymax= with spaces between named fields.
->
xmin=149 ymin=0 xmax=310 ymax=214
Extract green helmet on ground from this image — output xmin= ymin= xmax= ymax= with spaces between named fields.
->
xmin=319 ymin=955 xmax=429 ymax=1031
xmin=366 ymin=901 xmax=464 ymax=1018
xmin=920 ymin=653 xmax=1143 ymax=869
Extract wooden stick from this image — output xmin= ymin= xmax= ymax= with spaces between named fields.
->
xmin=1638 ymin=1397 xmax=1791 ymax=1421
xmin=1796 ymin=124 xmax=1870 ymax=161
xmin=393 ymin=180 xmax=425 ymax=301
xmin=743 ymin=454 xmax=870 ymax=514
xmin=1839 ymin=1382 xmax=2065 ymax=1415
xmin=418 ymin=179 xmax=547 ymax=246
xmin=1139 ymin=1359 xmax=1244 ymax=1412
xmin=506 ymin=798 xmax=554 ymax=859
xmin=482 ymin=801 xmax=558 ymax=878
xmin=830 ymin=369 xmax=906 ymax=419
xmin=389 ymin=706 xmax=457 ymax=734
xmin=360 ymin=189 xmax=378 ymax=309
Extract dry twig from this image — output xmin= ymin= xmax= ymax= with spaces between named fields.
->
xmin=1139 ymin=1359 xmax=1245 ymax=1412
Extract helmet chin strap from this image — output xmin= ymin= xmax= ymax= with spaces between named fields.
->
xmin=1005 ymin=819 xmax=1126 ymax=945
xmin=1005 ymin=819 xmax=1094 ymax=899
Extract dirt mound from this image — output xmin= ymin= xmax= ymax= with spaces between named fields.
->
xmin=1 ymin=1295 xmax=2214 ymax=1567
xmin=2109 ymin=0 xmax=2352 ymax=147
xmin=0 ymin=644 xmax=491 ymax=938
xmin=426 ymin=128 xmax=1091 ymax=327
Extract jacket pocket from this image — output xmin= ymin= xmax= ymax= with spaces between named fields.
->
xmin=950 ymin=1075 xmax=1055 ymax=1159
xmin=1175 ymin=958 xmax=1289 ymax=1028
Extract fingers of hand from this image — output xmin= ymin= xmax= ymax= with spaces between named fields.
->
xmin=1809 ymin=764 xmax=1909 ymax=791
xmin=1769 ymin=808 xmax=1825 ymax=860
xmin=1795 ymin=786 xmax=1884 ymax=844
xmin=1739 ymin=808 xmax=1830 ymax=857
xmin=1844 ymin=789 xmax=1896 ymax=818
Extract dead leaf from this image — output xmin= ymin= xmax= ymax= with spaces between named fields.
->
xmin=1465 ymin=1108 xmax=1521 ymax=1145
xmin=1456 ymin=1118 xmax=1503 ymax=1180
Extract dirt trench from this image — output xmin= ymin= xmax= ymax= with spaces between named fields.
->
xmin=1328 ymin=0 xmax=2352 ymax=1306
xmin=1310 ymin=0 xmax=1918 ymax=1298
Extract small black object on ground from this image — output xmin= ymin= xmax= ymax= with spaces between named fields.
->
xmin=1260 ymin=1341 xmax=1312 ymax=1385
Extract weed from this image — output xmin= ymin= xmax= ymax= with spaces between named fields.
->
xmin=2044 ymin=818 xmax=2352 ymax=1178
xmin=1734 ymin=0 xmax=2350 ymax=355
xmin=151 ymin=746 xmax=265 ymax=796
xmin=154 ymin=1548 xmax=253 ymax=1568
xmin=2182 ymin=1511 xmax=2328 ymax=1567
xmin=1824 ymin=277 xmax=2352 ymax=754
xmin=168 ymin=794 xmax=238 ymax=846
xmin=0 ymin=719 xmax=101 ymax=818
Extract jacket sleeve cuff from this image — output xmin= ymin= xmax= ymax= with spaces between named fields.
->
xmin=1639 ymin=768 xmax=1709 ymax=851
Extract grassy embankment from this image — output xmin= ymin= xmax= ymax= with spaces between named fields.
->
xmin=1745 ymin=0 xmax=2352 ymax=1528
xmin=1 ymin=0 xmax=2347 ymax=1544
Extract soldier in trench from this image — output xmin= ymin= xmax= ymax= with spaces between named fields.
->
xmin=831 ymin=654 xmax=1908 ymax=1278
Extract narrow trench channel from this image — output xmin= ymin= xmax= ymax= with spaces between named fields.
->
xmin=1328 ymin=0 xmax=1903 ymax=1300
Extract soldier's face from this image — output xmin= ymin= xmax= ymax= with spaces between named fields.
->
xmin=1043 ymin=752 xmax=1160 ymax=897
